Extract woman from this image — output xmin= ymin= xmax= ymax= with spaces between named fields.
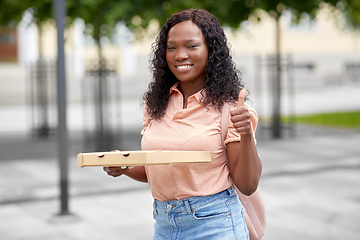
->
xmin=104 ymin=9 xmax=262 ymax=240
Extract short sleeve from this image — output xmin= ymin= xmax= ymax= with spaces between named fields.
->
xmin=224 ymin=103 xmax=258 ymax=146
xmin=141 ymin=105 xmax=151 ymax=135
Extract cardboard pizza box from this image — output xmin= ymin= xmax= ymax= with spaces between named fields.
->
xmin=77 ymin=150 xmax=211 ymax=167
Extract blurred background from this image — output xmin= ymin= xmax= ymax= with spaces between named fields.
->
xmin=0 ymin=0 xmax=359 ymax=239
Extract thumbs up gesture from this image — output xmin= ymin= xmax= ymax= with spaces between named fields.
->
xmin=230 ymin=88 xmax=252 ymax=135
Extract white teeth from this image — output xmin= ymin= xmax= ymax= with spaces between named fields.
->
xmin=177 ymin=65 xmax=192 ymax=69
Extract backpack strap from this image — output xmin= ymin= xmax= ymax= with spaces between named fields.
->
xmin=220 ymin=103 xmax=231 ymax=148
xmin=221 ymin=103 xmax=264 ymax=238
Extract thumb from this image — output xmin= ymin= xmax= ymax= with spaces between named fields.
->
xmin=237 ymin=88 xmax=246 ymax=108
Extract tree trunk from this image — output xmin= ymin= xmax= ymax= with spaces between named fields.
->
xmin=95 ymin=34 xmax=106 ymax=151
xmin=272 ymin=15 xmax=282 ymax=139
xmin=36 ymin=22 xmax=50 ymax=137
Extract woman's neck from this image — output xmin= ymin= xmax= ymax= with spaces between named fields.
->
xmin=178 ymin=81 xmax=204 ymax=108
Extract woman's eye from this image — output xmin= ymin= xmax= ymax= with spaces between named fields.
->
xmin=167 ymin=46 xmax=175 ymax=50
xmin=189 ymin=45 xmax=198 ymax=48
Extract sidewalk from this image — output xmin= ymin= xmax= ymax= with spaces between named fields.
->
xmin=0 ymin=125 xmax=359 ymax=240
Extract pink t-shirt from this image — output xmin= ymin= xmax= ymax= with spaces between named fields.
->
xmin=141 ymin=82 xmax=258 ymax=201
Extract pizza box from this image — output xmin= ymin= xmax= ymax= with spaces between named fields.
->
xmin=77 ymin=150 xmax=211 ymax=167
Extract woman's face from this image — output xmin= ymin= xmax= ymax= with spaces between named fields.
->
xmin=166 ymin=21 xmax=208 ymax=86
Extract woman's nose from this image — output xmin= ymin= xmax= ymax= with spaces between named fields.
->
xmin=175 ymin=50 xmax=188 ymax=61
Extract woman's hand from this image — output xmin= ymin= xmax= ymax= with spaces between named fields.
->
xmin=101 ymin=150 xmax=148 ymax=182
xmin=230 ymin=106 xmax=252 ymax=135
xmin=230 ymin=88 xmax=252 ymax=135
xmin=103 ymin=149 xmax=132 ymax=178
xmin=103 ymin=166 xmax=131 ymax=178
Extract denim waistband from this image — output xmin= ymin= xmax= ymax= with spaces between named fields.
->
xmin=153 ymin=186 xmax=237 ymax=215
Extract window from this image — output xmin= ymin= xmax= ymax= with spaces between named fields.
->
xmin=0 ymin=34 xmax=14 ymax=43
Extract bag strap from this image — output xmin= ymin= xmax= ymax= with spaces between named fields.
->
xmin=221 ymin=103 xmax=264 ymax=238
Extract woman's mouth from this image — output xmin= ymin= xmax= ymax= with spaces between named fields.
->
xmin=176 ymin=64 xmax=193 ymax=70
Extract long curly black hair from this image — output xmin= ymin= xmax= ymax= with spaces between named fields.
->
xmin=142 ymin=8 xmax=245 ymax=120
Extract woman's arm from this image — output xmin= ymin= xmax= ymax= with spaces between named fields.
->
xmin=104 ymin=166 xmax=148 ymax=183
xmin=226 ymin=133 xmax=262 ymax=196
xmin=227 ymin=89 xmax=262 ymax=195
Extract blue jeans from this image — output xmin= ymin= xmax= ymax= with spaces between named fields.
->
xmin=152 ymin=186 xmax=249 ymax=240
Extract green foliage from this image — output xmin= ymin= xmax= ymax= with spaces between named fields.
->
xmin=68 ymin=0 xmax=168 ymax=43
xmin=0 ymin=0 xmax=55 ymax=27
xmin=0 ymin=0 xmax=29 ymax=27
xmin=145 ymin=0 xmax=255 ymax=29
xmin=326 ymin=0 xmax=360 ymax=30
xmin=1 ymin=0 xmax=359 ymax=47
xmin=284 ymin=111 xmax=360 ymax=129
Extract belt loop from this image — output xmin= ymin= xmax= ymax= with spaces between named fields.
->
xmin=227 ymin=185 xmax=236 ymax=196
xmin=183 ymin=199 xmax=192 ymax=215
xmin=153 ymin=200 xmax=158 ymax=214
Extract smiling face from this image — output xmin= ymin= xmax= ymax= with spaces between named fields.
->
xmin=166 ymin=21 xmax=208 ymax=88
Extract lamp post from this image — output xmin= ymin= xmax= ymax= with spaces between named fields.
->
xmin=53 ymin=0 xmax=70 ymax=216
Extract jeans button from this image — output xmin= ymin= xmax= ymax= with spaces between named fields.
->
xmin=167 ymin=204 xmax=172 ymax=209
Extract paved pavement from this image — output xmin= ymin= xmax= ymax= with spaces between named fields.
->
xmin=0 ymin=124 xmax=359 ymax=240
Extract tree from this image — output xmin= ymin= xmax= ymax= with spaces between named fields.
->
xmin=0 ymin=0 xmax=62 ymax=58
xmin=325 ymin=0 xmax=360 ymax=30
xmin=224 ymin=1 xmax=328 ymax=139
xmin=243 ymin=1 xmax=327 ymax=139
xmin=0 ymin=1 xmax=24 ymax=26
xmin=68 ymin=0 xmax=170 ymax=61
xmin=242 ymin=0 xmax=360 ymax=138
